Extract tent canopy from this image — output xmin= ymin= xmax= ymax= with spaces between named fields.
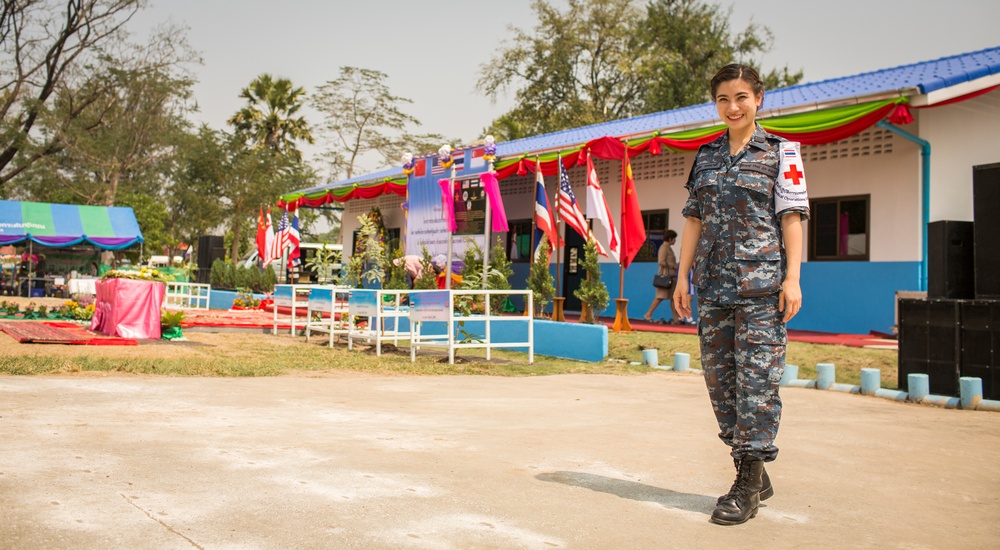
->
xmin=0 ymin=200 xmax=143 ymax=250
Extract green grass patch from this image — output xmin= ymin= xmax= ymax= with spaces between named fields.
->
xmin=0 ymin=329 xmax=897 ymax=386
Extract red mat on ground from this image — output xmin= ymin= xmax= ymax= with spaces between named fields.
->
xmin=564 ymin=314 xmax=897 ymax=349
xmin=0 ymin=321 xmax=138 ymax=346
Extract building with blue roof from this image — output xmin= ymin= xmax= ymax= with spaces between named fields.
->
xmin=282 ymin=46 xmax=1000 ymax=335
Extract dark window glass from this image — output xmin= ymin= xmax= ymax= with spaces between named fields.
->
xmin=808 ymin=195 xmax=870 ymax=261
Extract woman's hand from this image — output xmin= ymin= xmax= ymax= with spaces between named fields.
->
xmin=673 ymin=277 xmax=691 ymax=319
xmin=779 ymin=277 xmax=802 ymax=323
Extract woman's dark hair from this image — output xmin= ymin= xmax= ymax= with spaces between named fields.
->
xmin=665 ymin=229 xmax=678 ymax=240
xmin=710 ymin=63 xmax=765 ymax=101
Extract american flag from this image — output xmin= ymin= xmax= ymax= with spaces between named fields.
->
xmin=557 ymin=162 xmax=589 ymax=241
xmin=431 ymin=156 xmax=445 ymax=176
xmin=286 ymin=213 xmax=301 ymax=267
xmin=270 ymin=210 xmax=290 ymax=261
xmin=558 ymin=161 xmax=607 ymax=256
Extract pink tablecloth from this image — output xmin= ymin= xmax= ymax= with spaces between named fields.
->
xmin=89 ymin=278 xmax=165 ymax=339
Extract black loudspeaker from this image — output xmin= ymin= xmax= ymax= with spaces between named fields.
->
xmin=898 ymin=298 xmax=961 ymax=396
xmin=960 ymin=300 xmax=999 ymax=400
xmin=196 ymin=235 xmax=225 ymax=284
xmin=927 ymin=221 xmax=974 ymax=299
xmin=973 ymin=163 xmax=1000 ymax=299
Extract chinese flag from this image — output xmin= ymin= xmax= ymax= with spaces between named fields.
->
xmin=620 ymin=155 xmax=646 ymax=269
xmin=255 ymin=206 xmax=267 ymax=259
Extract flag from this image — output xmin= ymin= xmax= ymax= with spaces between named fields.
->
xmin=255 ymin=206 xmax=266 ymax=259
xmin=585 ymin=152 xmax=620 ymax=262
xmin=262 ymin=207 xmax=276 ymax=266
xmin=557 ymin=160 xmax=606 ymax=256
xmin=620 ymin=155 xmax=646 ymax=269
xmin=534 ymin=167 xmax=561 ymax=263
xmin=470 ymin=147 xmax=487 ymax=169
xmin=270 ymin=209 xmax=290 ymax=262
xmin=286 ymin=213 xmax=301 ymax=268
xmin=451 ymin=149 xmax=465 ymax=172
xmin=414 ymin=158 xmax=427 ymax=177
xmin=431 ymin=156 xmax=445 ymax=176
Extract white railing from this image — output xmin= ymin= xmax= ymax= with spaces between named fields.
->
xmin=347 ymin=289 xmax=414 ymax=356
xmin=164 ymin=282 xmax=211 ymax=310
xmin=272 ymin=284 xmax=312 ymax=335
xmin=305 ymin=285 xmax=352 ymax=346
xmin=409 ymin=289 xmax=533 ymax=365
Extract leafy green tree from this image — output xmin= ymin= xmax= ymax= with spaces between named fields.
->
xmin=528 ymin=238 xmax=555 ymax=317
xmin=487 ymin=236 xmax=514 ymax=313
xmin=14 ymin=27 xmax=197 ymax=207
xmin=0 ymin=0 xmax=142 ymax=188
xmin=639 ymin=0 xmax=802 ymax=110
xmin=573 ymin=240 xmax=609 ymax=323
xmin=228 ymin=73 xmax=314 ymax=161
xmin=477 ymin=0 xmax=802 ymax=139
xmin=312 ymin=66 xmax=448 ymax=180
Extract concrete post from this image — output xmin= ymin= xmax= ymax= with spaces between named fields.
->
xmin=959 ymin=377 xmax=983 ymax=410
xmin=907 ymin=373 xmax=930 ymax=401
xmin=673 ymin=352 xmax=690 ymax=373
xmin=860 ymin=368 xmax=881 ymax=396
xmin=816 ymin=363 xmax=835 ymax=390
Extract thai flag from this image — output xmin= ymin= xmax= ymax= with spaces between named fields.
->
xmin=452 ymin=149 xmax=465 ymax=172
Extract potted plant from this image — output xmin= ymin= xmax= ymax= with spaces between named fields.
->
xmin=161 ymin=309 xmax=185 ymax=340
xmin=528 ymin=237 xmax=555 ymax=317
xmin=573 ymin=240 xmax=610 ymax=324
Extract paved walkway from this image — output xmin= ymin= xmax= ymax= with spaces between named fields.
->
xmin=1 ymin=372 xmax=995 ymax=549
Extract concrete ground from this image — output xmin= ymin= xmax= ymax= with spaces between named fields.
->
xmin=1 ymin=372 xmax=997 ymax=549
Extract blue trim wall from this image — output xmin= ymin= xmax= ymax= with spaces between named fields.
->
xmin=512 ymin=260 xmax=921 ymax=335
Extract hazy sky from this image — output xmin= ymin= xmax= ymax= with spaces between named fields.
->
xmin=132 ymin=0 xmax=999 ymax=175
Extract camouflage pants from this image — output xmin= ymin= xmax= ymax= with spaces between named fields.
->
xmin=698 ymin=297 xmax=785 ymax=462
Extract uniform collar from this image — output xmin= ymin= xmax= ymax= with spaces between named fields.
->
xmin=709 ymin=123 xmax=768 ymax=151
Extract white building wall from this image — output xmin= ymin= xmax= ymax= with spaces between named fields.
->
xmin=801 ymin=127 xmax=922 ymax=262
xmin=920 ymin=88 xmax=1000 ymax=222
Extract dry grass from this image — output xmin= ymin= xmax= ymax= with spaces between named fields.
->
xmin=0 ymin=294 xmax=897 ymax=386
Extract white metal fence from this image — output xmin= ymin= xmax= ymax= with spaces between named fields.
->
xmin=163 ymin=282 xmax=211 ymax=310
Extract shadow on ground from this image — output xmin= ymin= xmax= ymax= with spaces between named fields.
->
xmin=536 ymin=471 xmax=716 ymax=515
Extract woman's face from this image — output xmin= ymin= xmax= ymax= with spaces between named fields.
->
xmin=714 ymin=78 xmax=762 ymax=134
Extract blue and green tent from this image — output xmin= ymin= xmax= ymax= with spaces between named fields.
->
xmin=0 ymin=200 xmax=143 ymax=250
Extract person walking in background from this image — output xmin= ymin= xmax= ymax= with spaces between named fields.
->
xmin=673 ymin=63 xmax=809 ymax=526
xmin=643 ymin=230 xmax=681 ymax=324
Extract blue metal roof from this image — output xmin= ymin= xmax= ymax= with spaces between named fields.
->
xmin=298 ymin=45 xmax=1000 ymax=194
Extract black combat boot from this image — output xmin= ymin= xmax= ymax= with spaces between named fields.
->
xmin=717 ymin=456 xmax=773 ymax=504
xmin=710 ymin=457 xmax=764 ymax=525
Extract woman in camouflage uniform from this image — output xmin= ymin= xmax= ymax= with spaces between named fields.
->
xmin=673 ymin=64 xmax=809 ymax=525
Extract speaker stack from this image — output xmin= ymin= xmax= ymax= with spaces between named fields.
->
xmin=898 ymin=162 xmax=1000 ymax=399
xmin=196 ymin=235 xmax=225 ymax=285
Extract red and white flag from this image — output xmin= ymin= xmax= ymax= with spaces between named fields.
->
xmin=584 ymin=152 xmax=620 ymax=262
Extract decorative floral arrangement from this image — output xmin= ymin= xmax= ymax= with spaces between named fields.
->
xmin=57 ymin=300 xmax=94 ymax=321
xmin=101 ymin=268 xmax=171 ymax=283
xmin=438 ymin=145 xmax=454 ymax=169
xmin=483 ymin=135 xmax=497 ymax=162
xmin=401 ymin=152 xmax=416 ymax=175
xmin=231 ymin=288 xmax=262 ymax=310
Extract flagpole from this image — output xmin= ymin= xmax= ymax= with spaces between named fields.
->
xmin=551 ymin=155 xmax=565 ymax=322
xmin=619 ymin=155 xmax=625 ymax=300
xmin=446 ymin=165 xmax=455 ymax=290
xmin=612 ymin=150 xmax=632 ymax=332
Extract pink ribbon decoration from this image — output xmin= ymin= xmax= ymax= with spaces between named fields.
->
xmin=480 ymin=171 xmax=509 ymax=232
xmin=438 ymin=178 xmax=457 ymax=232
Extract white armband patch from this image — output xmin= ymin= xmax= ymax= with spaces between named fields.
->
xmin=775 ymin=141 xmax=809 ymax=215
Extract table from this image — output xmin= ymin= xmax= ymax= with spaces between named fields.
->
xmin=90 ymin=278 xmax=165 ymax=339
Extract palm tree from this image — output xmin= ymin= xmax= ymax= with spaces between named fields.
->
xmin=228 ymin=74 xmax=314 ymax=160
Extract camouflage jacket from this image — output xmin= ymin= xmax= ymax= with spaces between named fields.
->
xmin=681 ymin=124 xmax=810 ymax=304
